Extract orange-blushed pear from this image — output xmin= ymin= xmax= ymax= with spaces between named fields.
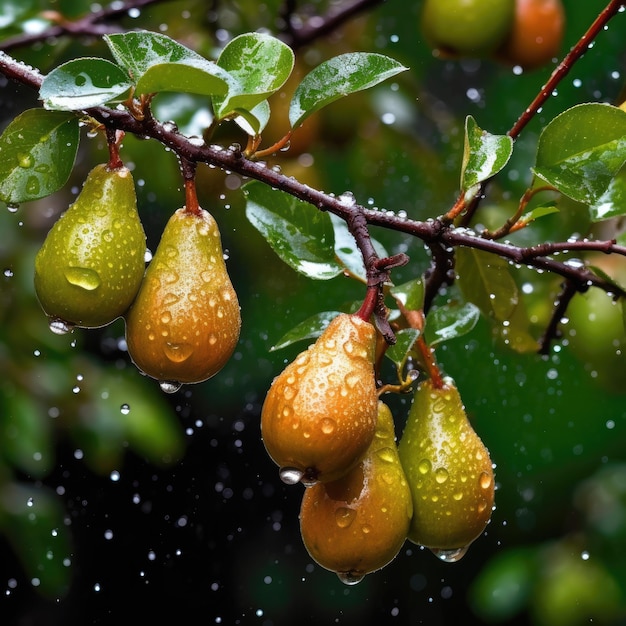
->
xmin=261 ymin=312 xmax=379 ymax=485
xmin=299 ymin=401 xmax=413 ymax=584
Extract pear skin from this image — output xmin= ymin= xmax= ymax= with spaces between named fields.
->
xmin=34 ymin=164 xmax=146 ymax=329
xmin=299 ymin=401 xmax=412 ymax=583
xmin=261 ymin=313 xmax=378 ymax=484
xmin=125 ymin=206 xmax=241 ymax=385
xmin=398 ymin=377 xmax=495 ymax=559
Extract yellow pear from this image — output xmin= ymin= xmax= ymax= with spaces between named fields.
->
xmin=125 ymin=206 xmax=240 ymax=389
xmin=34 ymin=164 xmax=146 ymax=330
xmin=299 ymin=401 xmax=413 ymax=584
xmin=261 ymin=313 xmax=378 ymax=484
xmin=398 ymin=377 xmax=495 ymax=561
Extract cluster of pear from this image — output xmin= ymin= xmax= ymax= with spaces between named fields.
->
xmin=34 ymin=162 xmax=241 ymax=392
xmin=421 ymin=0 xmax=565 ymax=70
xmin=261 ymin=313 xmax=495 ymax=584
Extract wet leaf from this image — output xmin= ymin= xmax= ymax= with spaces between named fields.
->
xmin=589 ymin=165 xmax=626 ymax=222
xmin=425 ymin=301 xmax=480 ymax=345
xmin=0 ymin=108 xmax=79 ymax=203
xmin=234 ymin=100 xmax=271 ymax=136
xmin=457 ymin=247 xmax=519 ymax=321
xmin=533 ymin=103 xmax=626 ymax=204
xmin=390 ymin=278 xmax=425 ymax=312
xmin=212 ymin=33 xmax=294 ymax=120
xmin=289 ymin=52 xmax=408 ymax=129
xmin=105 ymin=31 xmax=206 ymax=78
xmin=270 ymin=311 xmax=343 ymax=351
xmin=134 ymin=59 xmax=231 ymax=97
xmin=519 ymin=202 xmax=559 ymax=226
xmin=461 ymin=115 xmax=513 ymax=192
xmin=243 ymin=181 xmax=343 ymax=280
xmin=385 ymin=328 xmax=420 ymax=368
xmin=40 ymin=57 xmax=133 ymax=110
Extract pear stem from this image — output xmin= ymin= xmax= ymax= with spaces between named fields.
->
xmin=416 ymin=336 xmax=444 ymax=390
xmin=181 ymin=158 xmax=202 ymax=217
xmin=105 ymin=128 xmax=124 ymax=170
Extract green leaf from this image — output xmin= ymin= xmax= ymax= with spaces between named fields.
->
xmin=244 ymin=181 xmax=343 ymax=280
xmin=270 ymin=311 xmax=343 ymax=351
xmin=533 ymin=103 xmax=626 ymax=204
xmin=589 ymin=165 xmax=626 ymax=222
xmin=331 ymin=213 xmax=388 ymax=282
xmin=289 ymin=52 xmax=408 ymax=129
xmin=457 ymin=247 xmax=519 ymax=321
xmin=461 ymin=115 xmax=513 ymax=192
xmin=519 ymin=202 xmax=559 ymax=226
xmin=40 ymin=57 xmax=133 ymax=110
xmin=385 ymin=328 xmax=420 ymax=369
xmin=104 ymin=31 xmax=206 ymax=78
xmin=213 ymin=33 xmax=294 ymax=119
xmin=0 ymin=109 xmax=79 ymax=203
xmin=425 ymin=301 xmax=480 ymax=345
xmin=234 ymin=100 xmax=272 ymax=136
xmin=390 ymin=278 xmax=425 ymax=312
xmin=135 ymin=59 xmax=231 ymax=97
xmin=457 ymin=248 xmax=538 ymax=352
xmin=0 ymin=482 xmax=72 ymax=597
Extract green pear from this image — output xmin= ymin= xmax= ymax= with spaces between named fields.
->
xmin=34 ymin=164 xmax=146 ymax=330
xmin=125 ymin=206 xmax=241 ymax=388
xmin=299 ymin=401 xmax=412 ymax=584
xmin=398 ymin=377 xmax=495 ymax=561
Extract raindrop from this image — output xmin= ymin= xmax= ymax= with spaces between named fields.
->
xmin=337 ymin=571 xmax=365 ymax=585
xmin=279 ymin=467 xmax=303 ymax=485
xmin=120 ymin=404 xmax=130 ymax=415
xmin=164 ymin=342 xmax=193 ymax=363
xmin=320 ymin=418 xmax=336 ymax=434
xmin=435 ymin=468 xmax=449 ymax=484
xmin=335 ymin=507 xmax=356 ymax=528
xmin=430 ymin=546 xmax=469 ymax=562
xmin=64 ymin=267 xmax=101 ymax=291
xmin=49 ymin=318 xmax=74 ymax=335
xmin=337 ymin=191 xmax=356 ymax=207
xmin=159 ymin=380 xmax=182 ymax=394
xmin=6 ymin=204 xmax=20 ymax=213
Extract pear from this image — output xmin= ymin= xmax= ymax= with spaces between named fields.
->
xmin=34 ymin=164 xmax=146 ymax=330
xmin=398 ymin=377 xmax=495 ymax=561
xmin=125 ymin=206 xmax=241 ymax=388
xmin=299 ymin=401 xmax=413 ymax=584
xmin=261 ymin=313 xmax=378 ymax=485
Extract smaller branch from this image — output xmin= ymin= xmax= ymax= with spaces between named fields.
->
xmin=539 ymin=279 xmax=578 ymax=355
xmin=280 ymin=0 xmax=385 ymax=49
xmin=423 ymin=241 xmax=455 ymax=313
xmin=0 ymin=0 xmax=167 ymax=52
xmin=508 ymin=0 xmax=625 ymax=140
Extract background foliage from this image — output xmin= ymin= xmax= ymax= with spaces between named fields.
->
xmin=1 ymin=0 xmax=626 ymax=624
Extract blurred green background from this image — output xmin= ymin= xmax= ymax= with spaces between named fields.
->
xmin=1 ymin=0 xmax=626 ymax=624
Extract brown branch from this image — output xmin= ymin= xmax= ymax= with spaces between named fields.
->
xmin=280 ymin=0 xmax=386 ymax=49
xmin=0 ymin=0 xmax=168 ymax=52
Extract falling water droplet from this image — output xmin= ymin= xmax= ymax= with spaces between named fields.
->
xmin=159 ymin=380 xmax=182 ymax=394
xmin=279 ymin=467 xmax=304 ymax=485
xmin=120 ymin=404 xmax=130 ymax=415
xmin=337 ymin=571 xmax=365 ymax=585
xmin=49 ymin=318 xmax=74 ymax=335
xmin=430 ymin=546 xmax=469 ymax=562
